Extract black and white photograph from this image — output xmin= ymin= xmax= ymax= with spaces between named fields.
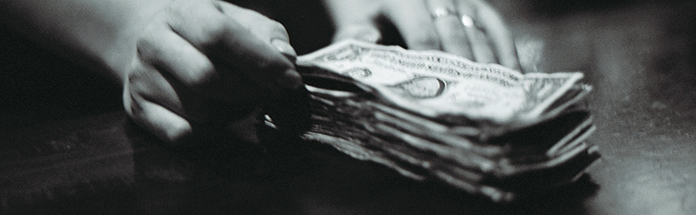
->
xmin=1 ymin=0 xmax=695 ymax=214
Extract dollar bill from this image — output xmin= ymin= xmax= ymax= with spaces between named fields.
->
xmin=284 ymin=40 xmax=600 ymax=202
xmin=297 ymin=40 xmax=590 ymax=126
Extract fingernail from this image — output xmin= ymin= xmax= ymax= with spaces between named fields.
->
xmin=277 ymin=69 xmax=303 ymax=91
xmin=271 ymin=39 xmax=297 ymax=62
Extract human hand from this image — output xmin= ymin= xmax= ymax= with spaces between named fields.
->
xmin=323 ymin=0 xmax=520 ymax=70
xmin=124 ymin=0 xmax=308 ymax=145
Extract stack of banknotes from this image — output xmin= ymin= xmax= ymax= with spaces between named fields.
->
xmin=271 ymin=40 xmax=600 ymax=202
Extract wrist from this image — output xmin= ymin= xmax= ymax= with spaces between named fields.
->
xmin=0 ymin=0 xmax=177 ymax=85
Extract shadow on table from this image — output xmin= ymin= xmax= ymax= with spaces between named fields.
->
xmin=4 ymin=0 xmax=696 ymax=214
xmin=0 ymin=109 xmax=601 ymax=215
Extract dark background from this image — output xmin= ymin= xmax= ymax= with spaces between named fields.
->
xmin=2 ymin=0 xmax=696 ymax=214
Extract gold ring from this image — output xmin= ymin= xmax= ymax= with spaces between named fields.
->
xmin=431 ymin=7 xmax=458 ymax=19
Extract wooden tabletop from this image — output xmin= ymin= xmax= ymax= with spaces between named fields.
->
xmin=1 ymin=1 xmax=695 ymax=214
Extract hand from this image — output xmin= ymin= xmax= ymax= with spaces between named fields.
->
xmin=323 ymin=0 xmax=520 ymax=70
xmin=124 ymin=0 xmax=307 ymax=145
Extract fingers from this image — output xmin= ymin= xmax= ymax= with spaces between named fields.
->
xmin=426 ymin=0 xmax=473 ymax=59
xmin=125 ymin=88 xmax=193 ymax=145
xmin=473 ymin=1 xmax=520 ymax=70
xmin=136 ymin=26 xmax=263 ymax=105
xmin=384 ymin=0 xmax=441 ymax=50
xmin=323 ymin=0 xmax=383 ymax=43
xmin=216 ymin=2 xmax=298 ymax=61
xmin=454 ymin=0 xmax=496 ymax=64
xmin=377 ymin=0 xmax=519 ymax=69
xmin=136 ymin=25 xmax=215 ymax=94
xmin=213 ymin=2 xmax=311 ymax=133
xmin=325 ymin=0 xmax=519 ymax=70
xmin=127 ymin=0 xmax=312 ymax=144
xmin=126 ymin=61 xmax=183 ymax=117
xmin=127 ymin=59 xmax=262 ymax=142
xmin=165 ymin=0 xmax=301 ymax=98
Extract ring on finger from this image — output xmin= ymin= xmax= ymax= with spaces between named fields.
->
xmin=460 ymin=13 xmax=487 ymax=36
xmin=460 ymin=14 xmax=476 ymax=28
xmin=431 ymin=7 xmax=458 ymax=19
xmin=460 ymin=14 xmax=484 ymax=31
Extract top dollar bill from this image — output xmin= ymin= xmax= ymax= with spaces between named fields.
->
xmin=297 ymin=40 xmax=590 ymax=125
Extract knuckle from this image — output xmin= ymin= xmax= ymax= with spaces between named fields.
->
xmin=194 ymin=19 xmax=229 ymax=47
xmin=208 ymin=16 xmax=232 ymax=35
xmin=165 ymin=0 xmax=196 ymax=18
xmin=127 ymin=67 xmax=149 ymax=86
xmin=136 ymin=36 xmax=158 ymax=60
xmin=266 ymin=21 xmax=289 ymax=39
xmin=180 ymin=63 xmax=217 ymax=88
xmin=165 ymin=1 xmax=231 ymax=47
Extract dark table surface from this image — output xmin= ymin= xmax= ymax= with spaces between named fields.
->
xmin=2 ymin=1 xmax=696 ymax=214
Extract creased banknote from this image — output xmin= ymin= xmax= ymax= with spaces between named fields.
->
xmin=275 ymin=40 xmax=601 ymax=202
xmin=297 ymin=40 xmax=590 ymax=126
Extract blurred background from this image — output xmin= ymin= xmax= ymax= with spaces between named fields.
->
xmin=2 ymin=0 xmax=694 ymax=118
xmin=1 ymin=0 xmax=696 ymax=214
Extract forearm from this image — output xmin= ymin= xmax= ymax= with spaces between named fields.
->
xmin=0 ymin=0 xmax=174 ymax=84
